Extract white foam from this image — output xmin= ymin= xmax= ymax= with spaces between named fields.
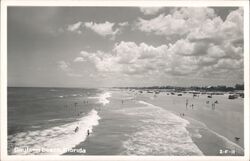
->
xmin=98 ymin=92 xmax=111 ymax=105
xmin=47 ymin=119 xmax=63 ymax=122
xmin=8 ymin=109 xmax=101 ymax=155
xmin=120 ymin=101 xmax=203 ymax=155
xmin=31 ymin=126 xmax=41 ymax=129
xmin=88 ymin=92 xmax=111 ymax=106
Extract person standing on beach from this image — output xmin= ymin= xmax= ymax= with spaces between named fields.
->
xmin=212 ymin=102 xmax=215 ymax=110
xmin=186 ymin=99 xmax=188 ymax=109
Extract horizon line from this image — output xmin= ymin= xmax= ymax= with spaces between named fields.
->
xmin=7 ymin=83 xmax=244 ymax=89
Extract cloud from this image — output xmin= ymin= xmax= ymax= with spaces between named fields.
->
xmin=137 ymin=7 xmax=243 ymax=49
xmin=69 ymin=8 xmax=243 ymax=83
xmin=78 ymin=34 xmax=243 ymax=80
xmin=136 ymin=13 xmax=187 ymax=36
xmin=84 ymin=21 xmax=120 ymax=39
xmin=169 ymin=39 xmax=195 ymax=56
xmin=57 ymin=61 xmax=71 ymax=72
xmin=67 ymin=21 xmax=82 ymax=34
xmin=140 ymin=7 xmax=164 ymax=15
xmin=74 ymin=57 xmax=85 ymax=62
xmin=79 ymin=41 xmax=168 ymax=75
xmin=136 ymin=8 xmax=217 ymax=37
xmin=63 ymin=21 xmax=127 ymax=38
xmin=118 ymin=21 xmax=129 ymax=27
xmin=132 ymin=7 xmax=243 ymax=80
xmin=57 ymin=61 xmax=82 ymax=77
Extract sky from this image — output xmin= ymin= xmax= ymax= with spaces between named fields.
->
xmin=8 ymin=7 xmax=244 ymax=88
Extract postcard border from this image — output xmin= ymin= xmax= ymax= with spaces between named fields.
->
xmin=1 ymin=1 xmax=249 ymax=161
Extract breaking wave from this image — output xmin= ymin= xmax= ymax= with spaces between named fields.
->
xmin=8 ymin=109 xmax=100 ymax=155
xmin=88 ymin=92 xmax=111 ymax=106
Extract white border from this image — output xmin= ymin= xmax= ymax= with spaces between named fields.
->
xmin=1 ymin=1 xmax=249 ymax=161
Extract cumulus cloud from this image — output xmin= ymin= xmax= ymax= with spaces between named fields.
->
xmin=57 ymin=61 xmax=82 ymax=77
xmin=78 ymin=32 xmax=243 ymax=80
xmin=132 ymin=7 xmax=243 ymax=80
xmin=63 ymin=21 xmax=125 ymax=38
xmin=84 ymin=21 xmax=120 ymax=39
xmin=136 ymin=8 xmax=216 ymax=36
xmin=70 ymin=8 xmax=243 ymax=82
xmin=140 ymin=7 xmax=164 ymax=15
xmin=118 ymin=21 xmax=129 ymax=27
xmin=79 ymin=41 xmax=168 ymax=75
xmin=57 ymin=61 xmax=71 ymax=72
xmin=136 ymin=14 xmax=187 ymax=36
xmin=136 ymin=7 xmax=243 ymax=42
xmin=67 ymin=21 xmax=82 ymax=34
xmin=74 ymin=57 xmax=85 ymax=62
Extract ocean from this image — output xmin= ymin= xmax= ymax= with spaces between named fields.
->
xmin=8 ymin=87 xmax=107 ymax=155
xmin=7 ymin=87 xmax=244 ymax=155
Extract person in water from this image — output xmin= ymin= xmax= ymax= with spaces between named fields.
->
xmin=87 ymin=130 xmax=90 ymax=136
xmin=75 ymin=126 xmax=79 ymax=133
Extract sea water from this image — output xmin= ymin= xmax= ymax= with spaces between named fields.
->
xmin=8 ymin=87 xmax=110 ymax=155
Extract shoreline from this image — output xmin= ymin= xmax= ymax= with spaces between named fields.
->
xmin=136 ymin=91 xmax=244 ymax=156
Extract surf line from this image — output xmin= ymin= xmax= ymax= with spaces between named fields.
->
xmin=123 ymin=100 xmax=203 ymax=155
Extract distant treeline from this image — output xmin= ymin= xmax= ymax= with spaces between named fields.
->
xmin=115 ymin=84 xmax=244 ymax=92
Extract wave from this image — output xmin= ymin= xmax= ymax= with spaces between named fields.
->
xmin=98 ymin=92 xmax=111 ymax=105
xmin=31 ymin=125 xmax=41 ymax=129
xmin=120 ymin=101 xmax=203 ymax=155
xmin=58 ymin=94 xmax=82 ymax=98
xmin=8 ymin=109 xmax=100 ymax=155
xmin=46 ymin=118 xmax=76 ymax=122
xmin=47 ymin=119 xmax=63 ymax=122
xmin=88 ymin=92 xmax=111 ymax=106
